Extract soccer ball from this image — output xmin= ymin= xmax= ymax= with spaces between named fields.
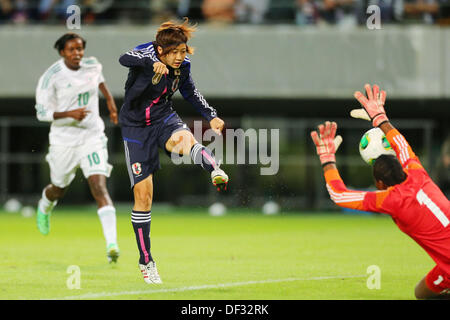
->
xmin=359 ymin=128 xmax=396 ymax=165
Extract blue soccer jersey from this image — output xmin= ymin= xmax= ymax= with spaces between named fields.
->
xmin=118 ymin=42 xmax=217 ymax=127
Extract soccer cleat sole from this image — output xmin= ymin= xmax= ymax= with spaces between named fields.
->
xmin=213 ymin=178 xmax=228 ymax=192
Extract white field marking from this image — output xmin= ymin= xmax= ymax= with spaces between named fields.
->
xmin=47 ymin=274 xmax=367 ymax=300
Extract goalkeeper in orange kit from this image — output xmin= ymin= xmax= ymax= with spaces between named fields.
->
xmin=311 ymin=84 xmax=450 ymax=299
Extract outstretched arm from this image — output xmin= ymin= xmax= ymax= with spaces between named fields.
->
xmin=179 ymin=70 xmax=222 ymax=134
xmin=352 ymin=84 xmax=422 ymax=169
xmin=380 ymin=122 xmax=421 ymax=169
xmin=311 ymin=121 xmax=390 ymax=212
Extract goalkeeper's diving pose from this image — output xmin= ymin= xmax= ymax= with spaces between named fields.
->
xmin=118 ymin=18 xmax=229 ymax=284
xmin=311 ymin=84 xmax=450 ymax=299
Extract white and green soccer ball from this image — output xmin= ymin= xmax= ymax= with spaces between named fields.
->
xmin=359 ymin=128 xmax=396 ymax=165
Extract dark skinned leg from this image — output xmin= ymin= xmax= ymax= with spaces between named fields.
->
xmin=36 ymin=184 xmax=66 ymax=235
xmin=415 ymin=276 xmax=450 ymax=300
xmin=87 ymin=174 xmax=113 ymax=208
xmin=44 ymin=184 xmax=67 ymax=202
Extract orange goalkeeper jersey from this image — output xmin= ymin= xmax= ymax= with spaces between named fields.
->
xmin=325 ymin=128 xmax=450 ymax=275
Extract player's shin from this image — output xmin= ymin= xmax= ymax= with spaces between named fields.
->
xmin=131 ymin=210 xmax=153 ymax=264
xmin=190 ymin=143 xmax=217 ymax=173
xmin=98 ymin=205 xmax=117 ymax=244
xmin=190 ymin=143 xmax=229 ymax=190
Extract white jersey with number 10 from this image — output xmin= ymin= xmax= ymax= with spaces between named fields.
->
xmin=35 ymin=57 xmax=106 ymax=147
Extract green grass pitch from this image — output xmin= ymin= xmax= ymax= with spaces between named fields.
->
xmin=0 ymin=207 xmax=433 ymax=300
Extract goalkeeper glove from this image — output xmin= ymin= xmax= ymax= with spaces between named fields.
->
xmin=351 ymin=84 xmax=389 ymax=127
xmin=310 ymin=121 xmax=343 ymax=166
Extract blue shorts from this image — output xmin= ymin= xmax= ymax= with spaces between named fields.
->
xmin=121 ymin=113 xmax=190 ymax=188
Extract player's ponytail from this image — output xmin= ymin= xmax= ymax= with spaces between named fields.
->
xmin=155 ymin=17 xmax=196 ymax=56
xmin=373 ymin=155 xmax=407 ymax=187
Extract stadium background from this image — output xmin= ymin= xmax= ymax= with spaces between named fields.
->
xmin=0 ymin=0 xmax=449 ymax=211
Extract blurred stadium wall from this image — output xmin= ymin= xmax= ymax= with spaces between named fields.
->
xmin=0 ymin=25 xmax=449 ymax=209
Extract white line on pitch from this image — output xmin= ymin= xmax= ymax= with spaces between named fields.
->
xmin=47 ymin=274 xmax=366 ymax=300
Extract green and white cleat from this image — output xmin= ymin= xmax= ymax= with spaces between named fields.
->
xmin=107 ymin=243 xmax=120 ymax=264
xmin=211 ymin=167 xmax=229 ymax=192
xmin=139 ymin=261 xmax=162 ymax=284
xmin=36 ymin=208 xmax=50 ymax=235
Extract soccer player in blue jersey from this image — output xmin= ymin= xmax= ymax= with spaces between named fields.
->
xmin=118 ymin=18 xmax=229 ymax=284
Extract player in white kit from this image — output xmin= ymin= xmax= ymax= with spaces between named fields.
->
xmin=35 ymin=33 xmax=120 ymax=263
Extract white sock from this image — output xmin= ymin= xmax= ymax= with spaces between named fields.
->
xmin=38 ymin=188 xmax=57 ymax=215
xmin=97 ymin=205 xmax=117 ymax=246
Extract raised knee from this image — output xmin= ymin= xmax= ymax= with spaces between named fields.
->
xmin=169 ymin=131 xmax=195 ymax=154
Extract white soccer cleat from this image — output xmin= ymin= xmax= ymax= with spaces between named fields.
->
xmin=211 ymin=167 xmax=229 ymax=191
xmin=139 ymin=261 xmax=162 ymax=284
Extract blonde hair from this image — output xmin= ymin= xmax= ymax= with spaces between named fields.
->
xmin=155 ymin=18 xmax=196 ymax=56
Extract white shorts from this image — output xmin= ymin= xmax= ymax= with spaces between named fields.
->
xmin=46 ymin=135 xmax=113 ymax=188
